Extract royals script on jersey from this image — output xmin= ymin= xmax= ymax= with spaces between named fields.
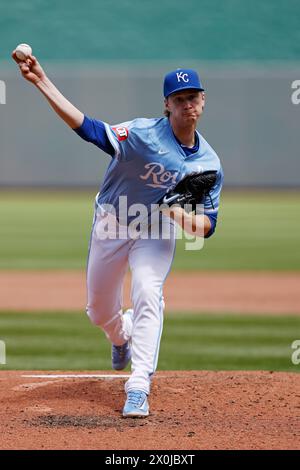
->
xmin=97 ymin=117 xmax=223 ymax=225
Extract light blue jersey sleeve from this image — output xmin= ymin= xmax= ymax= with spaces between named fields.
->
xmin=202 ymin=166 xmax=224 ymax=238
xmin=103 ymin=121 xmax=136 ymax=161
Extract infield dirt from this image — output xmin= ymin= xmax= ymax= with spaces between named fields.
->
xmin=1 ymin=270 xmax=300 ymax=314
xmin=0 ymin=371 xmax=299 ymax=450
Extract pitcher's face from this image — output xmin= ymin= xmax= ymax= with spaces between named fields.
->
xmin=165 ymin=90 xmax=205 ymax=126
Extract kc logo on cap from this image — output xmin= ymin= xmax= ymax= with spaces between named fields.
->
xmin=176 ymin=72 xmax=189 ymax=83
xmin=163 ymin=68 xmax=204 ymax=98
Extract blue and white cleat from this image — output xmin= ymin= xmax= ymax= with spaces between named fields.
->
xmin=112 ymin=340 xmax=131 ymax=371
xmin=123 ymin=390 xmax=149 ymax=418
xmin=111 ymin=309 xmax=133 ymax=370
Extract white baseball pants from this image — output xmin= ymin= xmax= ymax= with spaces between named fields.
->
xmin=86 ymin=206 xmax=176 ymax=395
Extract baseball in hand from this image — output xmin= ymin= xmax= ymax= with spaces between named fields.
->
xmin=15 ymin=43 xmax=32 ymax=61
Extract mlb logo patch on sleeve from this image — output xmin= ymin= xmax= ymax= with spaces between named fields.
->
xmin=112 ymin=126 xmax=129 ymax=141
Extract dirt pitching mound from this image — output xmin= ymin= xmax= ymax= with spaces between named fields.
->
xmin=0 ymin=371 xmax=299 ymax=450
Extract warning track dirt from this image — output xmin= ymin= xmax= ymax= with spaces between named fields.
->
xmin=1 ymin=271 xmax=300 ymax=314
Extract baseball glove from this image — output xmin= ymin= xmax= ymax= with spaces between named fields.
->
xmin=158 ymin=170 xmax=218 ymax=211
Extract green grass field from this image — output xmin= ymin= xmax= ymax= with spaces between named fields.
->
xmin=0 ymin=190 xmax=299 ymax=373
xmin=0 ymin=312 xmax=299 ymax=372
xmin=0 ymin=190 xmax=300 ymax=270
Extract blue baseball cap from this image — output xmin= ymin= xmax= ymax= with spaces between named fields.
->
xmin=163 ymin=69 xmax=204 ymax=98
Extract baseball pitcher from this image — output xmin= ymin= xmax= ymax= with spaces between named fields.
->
xmin=12 ymin=51 xmax=223 ymax=417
